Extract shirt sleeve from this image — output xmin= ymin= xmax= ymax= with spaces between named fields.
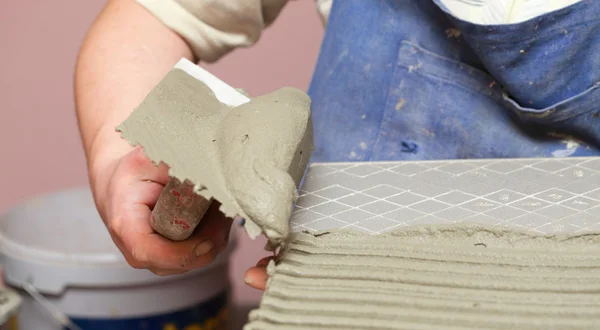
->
xmin=136 ymin=0 xmax=288 ymax=62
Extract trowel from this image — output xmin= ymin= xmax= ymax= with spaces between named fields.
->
xmin=117 ymin=58 xmax=313 ymax=248
xmin=150 ymin=59 xmax=251 ymax=241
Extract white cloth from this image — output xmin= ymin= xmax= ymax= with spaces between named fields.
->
xmin=441 ymin=0 xmax=582 ymax=25
xmin=136 ymin=0 xmax=581 ymax=61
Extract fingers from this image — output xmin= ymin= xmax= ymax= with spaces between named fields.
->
xmin=111 ymin=198 xmax=218 ymax=271
xmin=194 ymin=202 xmax=233 ymax=254
xmin=244 ymin=256 xmax=275 ymax=291
xmin=256 ymin=256 xmax=274 ymax=267
xmin=124 ymin=147 xmax=170 ymax=185
xmin=106 ymin=148 xmax=233 ymax=275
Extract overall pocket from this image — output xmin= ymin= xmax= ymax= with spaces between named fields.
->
xmin=439 ymin=0 xmax=600 ymax=126
xmin=372 ymin=41 xmax=600 ymax=160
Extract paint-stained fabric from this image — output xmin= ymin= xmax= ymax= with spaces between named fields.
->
xmin=136 ymin=0 xmax=582 ymax=61
xmin=308 ymin=0 xmax=600 ymax=162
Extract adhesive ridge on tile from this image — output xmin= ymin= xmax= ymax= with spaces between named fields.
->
xmin=245 ymin=224 xmax=600 ymax=329
xmin=117 ymin=69 xmax=314 ymax=246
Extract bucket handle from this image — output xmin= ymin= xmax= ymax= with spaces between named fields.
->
xmin=22 ymin=281 xmax=82 ymax=330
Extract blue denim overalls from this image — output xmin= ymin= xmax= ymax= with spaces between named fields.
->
xmin=308 ymin=0 xmax=600 ymax=162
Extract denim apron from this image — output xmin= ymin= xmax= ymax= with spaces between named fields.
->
xmin=308 ymin=0 xmax=600 ymax=162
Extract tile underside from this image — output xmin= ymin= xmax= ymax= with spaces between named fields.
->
xmin=244 ymin=226 xmax=600 ymax=330
xmin=293 ymin=158 xmax=600 ymax=234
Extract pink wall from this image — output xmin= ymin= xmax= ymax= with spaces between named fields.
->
xmin=0 ymin=0 xmax=323 ymax=309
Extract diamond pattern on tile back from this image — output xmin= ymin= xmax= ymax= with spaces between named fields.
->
xmin=292 ymin=158 xmax=600 ymax=234
xmin=336 ymin=193 xmax=378 ymax=207
xmin=313 ymin=186 xmax=354 ymax=199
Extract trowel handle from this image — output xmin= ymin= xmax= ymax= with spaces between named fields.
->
xmin=150 ymin=178 xmax=212 ymax=241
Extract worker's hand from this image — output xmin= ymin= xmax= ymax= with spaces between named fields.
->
xmin=244 ymin=256 xmax=275 ymax=290
xmin=92 ymin=147 xmax=233 ymax=276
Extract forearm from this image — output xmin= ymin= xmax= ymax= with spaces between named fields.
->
xmin=75 ymin=0 xmax=193 ymax=178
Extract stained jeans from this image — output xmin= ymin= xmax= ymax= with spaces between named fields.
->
xmin=308 ymin=0 xmax=600 ymax=162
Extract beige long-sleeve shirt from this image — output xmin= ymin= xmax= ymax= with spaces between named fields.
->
xmin=136 ymin=0 xmax=581 ymax=62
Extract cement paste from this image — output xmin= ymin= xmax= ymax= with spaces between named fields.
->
xmin=117 ymin=69 xmax=314 ymax=247
xmin=245 ymin=224 xmax=600 ymax=329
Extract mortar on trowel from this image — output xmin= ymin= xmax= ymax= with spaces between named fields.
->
xmin=117 ymin=58 xmax=314 ymax=249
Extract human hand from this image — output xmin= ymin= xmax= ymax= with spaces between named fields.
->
xmin=244 ymin=256 xmax=275 ymax=290
xmin=91 ymin=147 xmax=233 ymax=275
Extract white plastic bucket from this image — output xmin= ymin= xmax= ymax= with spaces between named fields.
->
xmin=0 ymin=287 xmax=21 ymax=330
xmin=0 ymin=187 xmax=235 ymax=330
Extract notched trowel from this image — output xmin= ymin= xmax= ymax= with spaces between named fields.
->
xmin=116 ymin=58 xmax=314 ymax=249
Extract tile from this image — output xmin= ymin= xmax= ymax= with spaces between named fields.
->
xmin=386 ymin=192 xmax=427 ymax=206
xmin=295 ymin=194 xmax=329 ymax=208
xmin=509 ymin=167 xmax=565 ymax=185
xmin=323 ymin=163 xmax=354 ymax=170
xmin=535 ymin=222 xmax=580 ymax=234
xmin=355 ymin=216 xmax=400 ymax=233
xmin=555 ymin=166 xmax=597 ymax=180
xmin=578 ymin=158 xmax=600 ymax=172
xmin=456 ymin=183 xmax=502 ymax=196
xmin=462 ymin=213 xmax=502 ymax=226
xmin=484 ymin=161 xmax=522 ymax=173
xmin=508 ymin=181 xmax=553 ymax=195
xmin=562 ymin=178 xmax=600 ymax=195
xmin=559 ymin=197 xmax=600 ymax=211
xmin=309 ymin=202 xmax=351 ymax=216
xmin=555 ymin=158 xmax=589 ymax=166
xmin=407 ymin=183 xmax=452 ymax=198
xmin=483 ymin=206 xmax=527 ymax=221
xmin=383 ymin=207 xmax=426 ymax=222
xmin=339 ymin=224 xmax=371 ymax=233
xmin=358 ymin=170 xmax=412 ymax=186
xmin=313 ymin=186 xmax=355 ymax=200
xmin=339 ymin=173 xmax=380 ymax=192
xmin=300 ymin=172 xmax=344 ymax=192
xmin=291 ymin=223 xmax=305 ymax=231
xmin=290 ymin=209 xmax=323 ymax=225
xmin=303 ymin=218 xmax=349 ymax=231
xmin=411 ymin=169 xmax=455 ymax=184
xmin=583 ymin=188 xmax=600 ymax=201
xmin=434 ymin=207 xmax=477 ymax=222
xmin=359 ymin=200 xmax=401 ymax=214
xmin=336 ymin=193 xmax=378 ymax=207
xmin=343 ymin=164 xmax=383 ymax=177
xmin=483 ymin=190 xmax=527 ymax=204
xmin=332 ymin=209 xmax=375 ymax=224
xmin=408 ymin=199 xmax=451 ymax=214
xmin=434 ymin=191 xmax=477 ymax=205
xmin=534 ymin=204 xmax=580 ymax=220
xmin=434 ymin=162 xmax=477 ymax=175
xmin=507 ymin=213 xmax=554 ymax=228
xmin=459 ymin=168 xmax=504 ymax=184
xmin=530 ymin=160 xmax=573 ymax=173
xmin=372 ymin=163 xmax=400 ymax=169
xmin=534 ymin=188 xmax=577 ymax=204
xmin=580 ymin=223 xmax=600 ymax=232
xmin=513 ymin=159 xmax=545 ymax=166
xmin=411 ymin=215 xmax=454 ymax=225
xmin=389 ymin=163 xmax=430 ymax=176
xmin=306 ymin=165 xmax=337 ymax=177
xmin=560 ymin=212 xmax=600 ymax=229
xmin=461 ymin=199 xmax=501 ymax=213
xmin=493 ymin=222 xmax=527 ymax=231
xmin=297 ymin=158 xmax=600 ymax=234
xmin=509 ymin=197 xmax=550 ymax=212
xmin=362 ymin=185 xmax=404 ymax=198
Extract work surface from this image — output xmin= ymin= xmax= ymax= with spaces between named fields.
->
xmin=245 ymin=157 xmax=600 ymax=329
